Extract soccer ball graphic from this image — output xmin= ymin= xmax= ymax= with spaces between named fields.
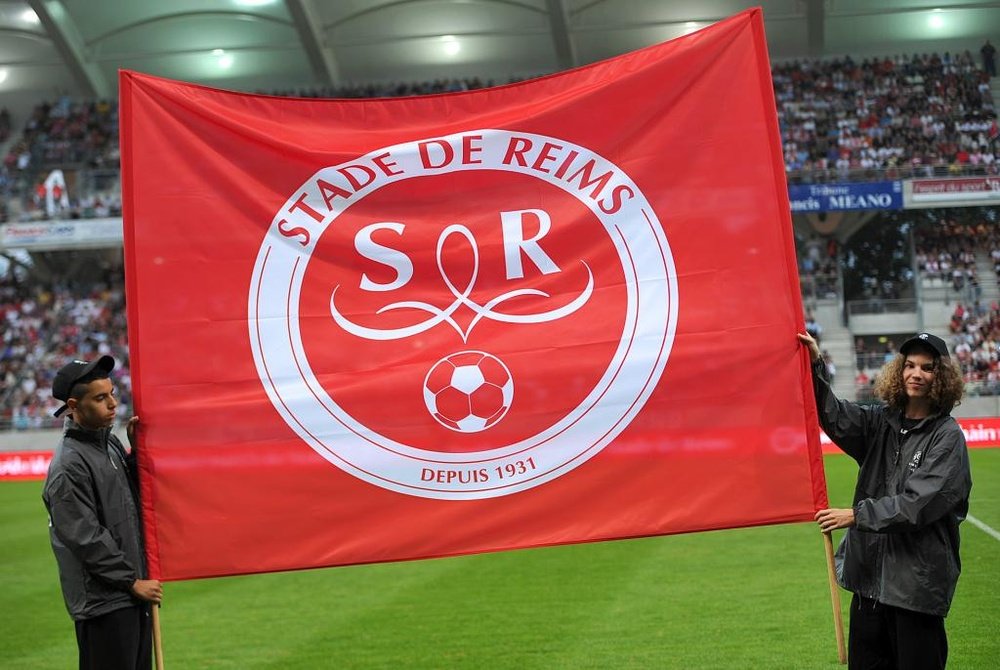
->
xmin=423 ymin=351 xmax=514 ymax=433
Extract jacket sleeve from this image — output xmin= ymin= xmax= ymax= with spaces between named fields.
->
xmin=809 ymin=359 xmax=873 ymax=463
xmin=854 ymin=421 xmax=971 ymax=532
xmin=45 ymin=461 xmax=138 ymax=591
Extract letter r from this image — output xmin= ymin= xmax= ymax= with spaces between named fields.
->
xmin=500 ymin=209 xmax=559 ymax=280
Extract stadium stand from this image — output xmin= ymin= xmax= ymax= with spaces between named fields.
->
xmin=1 ymin=48 xmax=999 ymax=428
xmin=776 ymin=51 xmax=998 ymax=183
xmin=266 ymin=76 xmax=496 ymax=99
xmin=1 ymin=51 xmax=996 ymax=224
xmin=0 ymin=98 xmax=120 ymax=223
xmin=0 ymin=261 xmax=131 ymax=430
xmin=950 ymin=300 xmax=1000 ymax=394
xmin=843 ymin=207 xmax=1000 ymax=388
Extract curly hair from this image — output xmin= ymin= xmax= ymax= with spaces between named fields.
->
xmin=873 ymin=352 xmax=964 ymax=413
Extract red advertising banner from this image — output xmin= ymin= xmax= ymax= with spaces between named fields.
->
xmin=11 ymin=414 xmax=1000 ymax=483
xmin=820 ymin=420 xmax=1000 ymax=453
xmin=909 ymin=176 xmax=1000 ymax=205
xmin=0 ymin=451 xmax=54 ymax=481
xmin=120 ymin=8 xmax=828 ymax=581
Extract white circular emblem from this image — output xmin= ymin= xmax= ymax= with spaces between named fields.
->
xmin=249 ymin=129 xmax=677 ymax=499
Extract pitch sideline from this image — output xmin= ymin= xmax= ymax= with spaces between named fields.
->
xmin=967 ymin=515 xmax=1000 ymax=543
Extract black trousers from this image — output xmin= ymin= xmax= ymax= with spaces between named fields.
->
xmin=849 ymin=594 xmax=948 ymax=670
xmin=74 ymin=604 xmax=152 ymax=670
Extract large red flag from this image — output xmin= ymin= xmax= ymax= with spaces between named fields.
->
xmin=121 ymin=8 xmax=827 ymax=581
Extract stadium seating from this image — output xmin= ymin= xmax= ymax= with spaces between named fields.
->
xmin=776 ymin=51 xmax=997 ymax=183
xmin=0 ymin=271 xmax=131 ymax=429
xmin=1 ymin=51 xmax=999 ymax=427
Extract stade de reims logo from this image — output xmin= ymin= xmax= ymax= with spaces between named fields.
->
xmin=249 ymin=129 xmax=677 ymax=500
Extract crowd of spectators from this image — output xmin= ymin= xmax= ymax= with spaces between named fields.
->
xmin=853 ymin=323 xmax=1000 ymax=399
xmin=854 ymin=337 xmax=903 ymax=373
xmin=0 ymin=80 xmax=512 ymax=223
xmin=912 ymin=209 xmax=1000 ymax=307
xmin=265 ymin=76 xmax=500 ymax=99
xmin=2 ymin=55 xmax=1000 ymax=426
xmin=914 ymin=215 xmax=989 ymax=296
xmin=0 ymin=262 xmax=131 ymax=430
xmin=775 ymin=51 xmax=997 ymax=183
xmin=4 ymin=98 xmax=119 ymax=172
xmin=845 ymin=209 xmax=1000 ymax=396
xmin=925 ymin=211 xmax=1000 ymax=397
xmin=798 ymin=235 xmax=840 ymax=301
xmin=949 ymin=301 xmax=1000 ymax=394
xmin=1 ymin=98 xmax=120 ymax=223
xmin=1 ymin=49 xmax=995 ymax=222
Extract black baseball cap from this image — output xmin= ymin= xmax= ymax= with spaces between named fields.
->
xmin=900 ymin=333 xmax=950 ymax=359
xmin=52 ymin=355 xmax=115 ymax=417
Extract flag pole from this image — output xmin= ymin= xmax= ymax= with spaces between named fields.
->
xmin=152 ymin=604 xmax=165 ymax=670
xmin=822 ymin=531 xmax=847 ymax=664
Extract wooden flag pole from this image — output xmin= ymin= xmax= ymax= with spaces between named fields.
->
xmin=822 ymin=531 xmax=847 ymax=664
xmin=152 ymin=604 xmax=165 ymax=670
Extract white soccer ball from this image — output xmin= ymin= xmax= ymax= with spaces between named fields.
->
xmin=423 ymin=351 xmax=514 ymax=433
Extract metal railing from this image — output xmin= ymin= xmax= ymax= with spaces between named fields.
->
xmin=786 ymin=162 xmax=1000 ymax=185
xmin=846 ymin=298 xmax=918 ymax=316
xmin=855 ymin=352 xmax=898 ymax=370
xmin=965 ymin=380 xmax=1000 ymax=397
xmin=918 ymin=274 xmax=985 ymax=306
xmin=800 ymin=273 xmax=840 ymax=302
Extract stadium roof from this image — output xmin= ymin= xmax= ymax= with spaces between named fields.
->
xmin=1 ymin=0 xmax=999 ymax=112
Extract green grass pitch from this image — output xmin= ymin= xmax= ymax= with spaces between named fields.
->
xmin=2 ymin=451 xmax=998 ymax=669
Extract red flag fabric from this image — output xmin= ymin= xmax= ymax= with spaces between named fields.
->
xmin=121 ymin=8 xmax=827 ymax=581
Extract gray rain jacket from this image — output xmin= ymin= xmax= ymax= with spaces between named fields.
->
xmin=811 ymin=360 xmax=971 ymax=616
xmin=42 ymin=420 xmax=147 ymax=621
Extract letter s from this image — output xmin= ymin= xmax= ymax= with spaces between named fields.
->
xmin=278 ymin=219 xmax=310 ymax=247
xmin=356 ymin=222 xmax=413 ymax=292
xmin=598 ymin=184 xmax=635 ymax=215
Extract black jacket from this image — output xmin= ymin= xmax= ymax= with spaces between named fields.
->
xmin=811 ymin=361 xmax=971 ymax=616
xmin=42 ymin=420 xmax=147 ymax=621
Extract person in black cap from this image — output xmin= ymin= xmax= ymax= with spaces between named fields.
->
xmin=798 ymin=331 xmax=971 ymax=670
xmin=42 ymin=356 xmax=162 ymax=670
